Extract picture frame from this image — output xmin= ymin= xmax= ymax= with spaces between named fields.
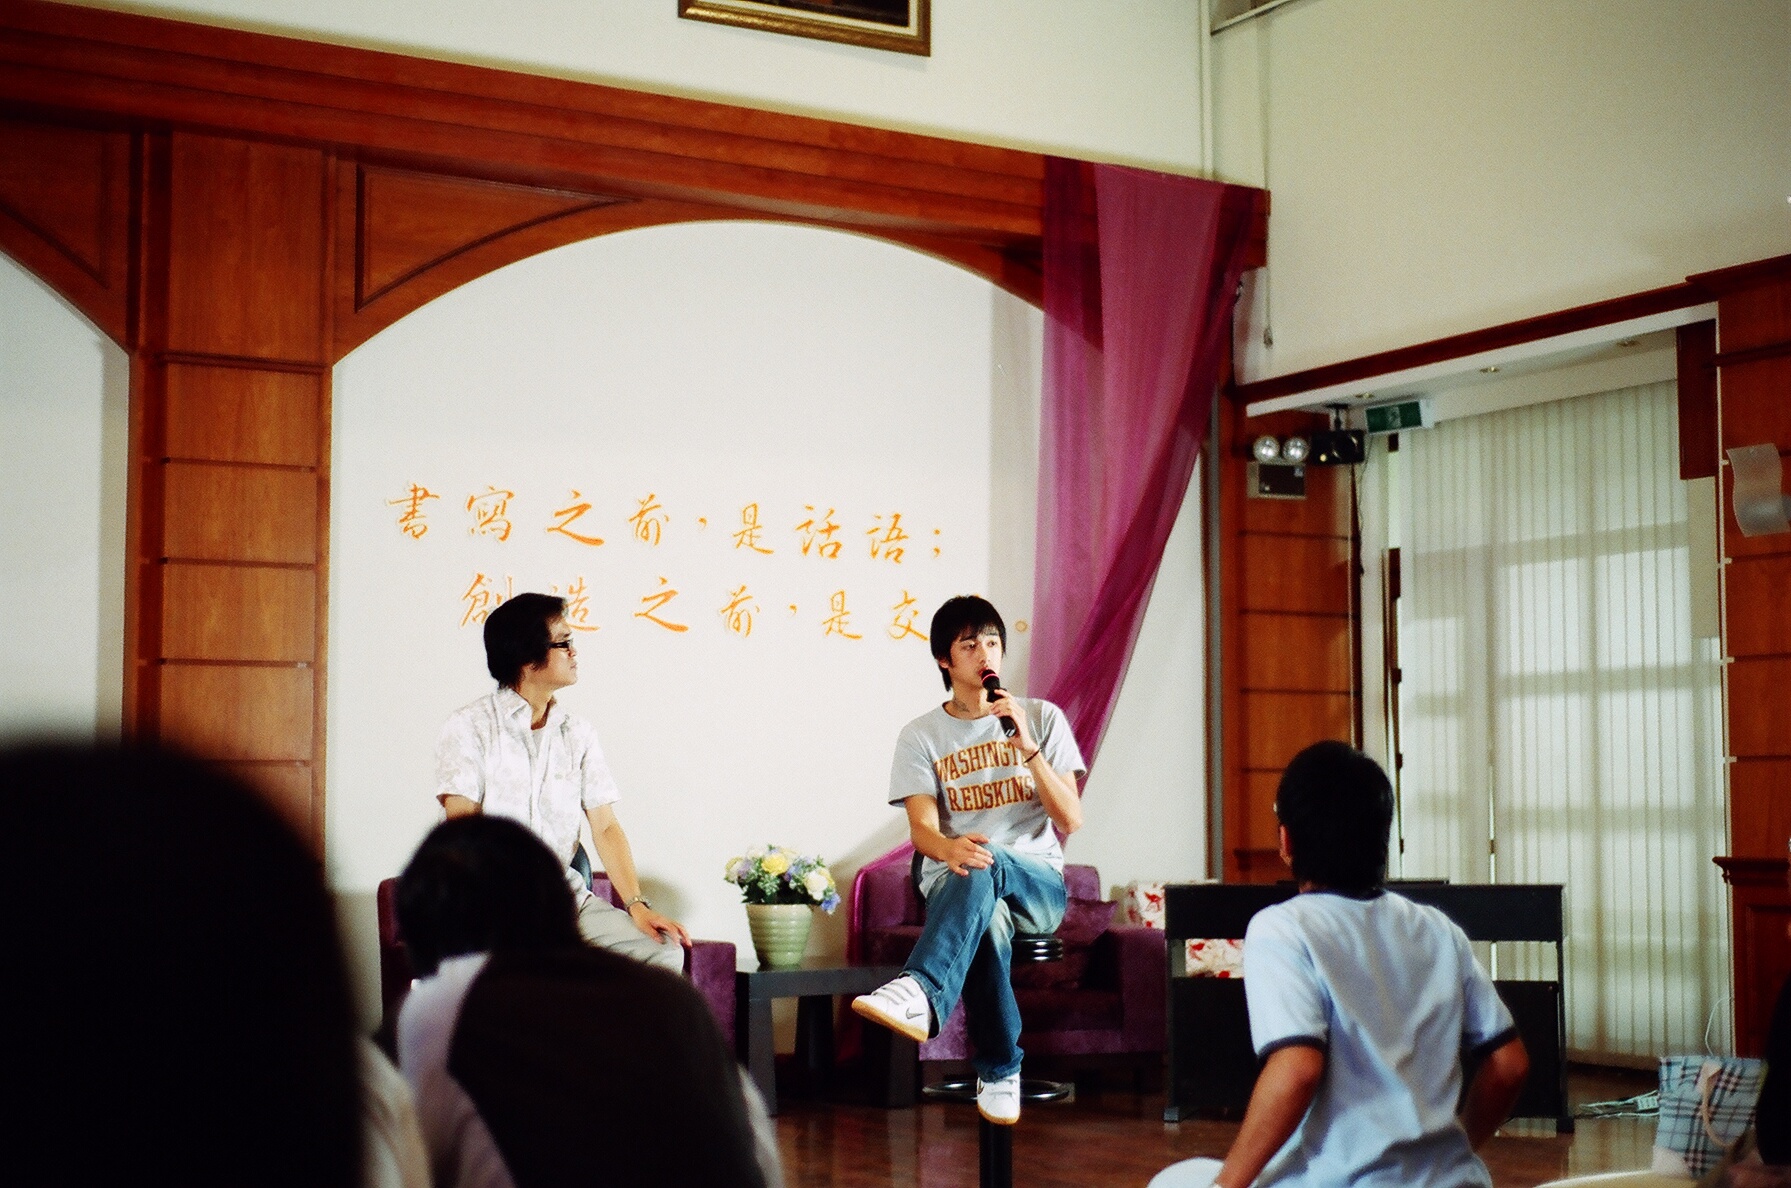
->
xmin=678 ymin=0 xmax=930 ymax=57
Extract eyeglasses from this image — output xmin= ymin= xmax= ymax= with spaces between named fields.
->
xmin=546 ymin=640 xmax=574 ymax=651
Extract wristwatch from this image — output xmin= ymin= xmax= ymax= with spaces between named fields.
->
xmin=624 ymin=894 xmax=652 ymax=913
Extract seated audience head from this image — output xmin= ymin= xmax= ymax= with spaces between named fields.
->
xmin=0 ymin=740 xmax=361 ymax=1187
xmin=929 ymin=594 xmax=1006 ymax=688
xmin=395 ymin=814 xmax=580 ymax=977
xmin=482 ymin=592 xmax=566 ymax=688
xmin=1274 ymin=740 xmax=1395 ymax=893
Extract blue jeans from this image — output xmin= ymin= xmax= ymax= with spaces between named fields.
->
xmin=904 ymin=845 xmax=1067 ymax=1080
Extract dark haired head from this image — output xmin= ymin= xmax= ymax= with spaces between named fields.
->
xmin=1 ymin=741 xmax=361 ymax=1186
xmin=483 ymin=592 xmax=566 ymax=688
xmin=1274 ymin=740 xmax=1394 ymax=893
xmin=395 ymin=814 xmax=582 ymax=978
xmin=928 ymin=595 xmax=1006 ymax=689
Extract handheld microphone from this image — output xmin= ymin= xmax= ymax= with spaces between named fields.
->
xmin=981 ymin=670 xmax=1018 ymax=738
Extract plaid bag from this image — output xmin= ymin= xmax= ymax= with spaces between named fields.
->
xmin=1651 ymin=1055 xmax=1766 ymax=1178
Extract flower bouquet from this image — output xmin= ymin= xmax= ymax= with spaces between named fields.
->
xmin=724 ymin=846 xmax=841 ymax=912
xmin=725 ymin=846 xmax=840 ymax=968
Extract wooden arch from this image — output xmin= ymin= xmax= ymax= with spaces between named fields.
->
xmin=0 ymin=0 xmax=1265 ymax=847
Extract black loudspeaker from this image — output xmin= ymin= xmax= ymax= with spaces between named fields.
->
xmin=1484 ymin=979 xmax=1570 ymax=1130
xmin=1166 ymin=978 xmax=1255 ymax=1119
xmin=1309 ymin=429 xmax=1366 ymax=466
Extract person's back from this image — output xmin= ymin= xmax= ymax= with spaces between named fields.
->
xmin=394 ymin=815 xmax=771 ymax=1188
xmin=1188 ymin=741 xmax=1529 ymax=1188
xmin=1244 ymin=889 xmax=1511 ymax=1186
xmin=411 ymin=944 xmax=760 ymax=1187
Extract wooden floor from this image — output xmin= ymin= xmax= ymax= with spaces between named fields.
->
xmin=772 ymin=1066 xmax=1658 ymax=1188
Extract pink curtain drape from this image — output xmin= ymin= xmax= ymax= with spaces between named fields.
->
xmin=847 ymin=158 xmax=1259 ymax=960
xmin=1029 ymin=157 xmax=1259 ymax=766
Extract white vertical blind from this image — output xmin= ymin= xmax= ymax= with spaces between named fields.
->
xmin=1394 ymin=381 xmax=1729 ymax=1060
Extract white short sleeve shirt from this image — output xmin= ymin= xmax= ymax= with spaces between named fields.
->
xmin=435 ymin=689 xmax=620 ymax=868
xmin=1242 ymin=889 xmax=1518 ymax=1188
xmin=396 ymin=953 xmax=514 ymax=1188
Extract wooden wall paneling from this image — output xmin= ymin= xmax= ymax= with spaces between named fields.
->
xmin=353 ymin=165 xmax=625 ymax=306
xmin=1704 ymin=257 xmax=1791 ymax=1046
xmin=125 ymin=356 xmax=165 ymax=740
xmin=160 ymin=563 xmax=316 ymax=661
xmin=166 ymin=132 xmax=327 ymax=362
xmin=1728 ymin=657 xmax=1791 ymax=760
xmin=120 ymin=128 xmax=334 ymax=852
xmin=1695 ymin=257 xmax=1791 ymax=354
xmin=1236 ymin=612 xmax=1352 ymax=692
xmin=1242 ymin=693 xmax=1356 ymax=772
xmin=1238 ymin=770 xmax=1286 ymax=880
xmin=1716 ymin=858 xmax=1791 ymax=1057
xmin=1217 ymin=397 xmax=1358 ymax=882
xmin=1726 ymin=555 xmax=1791 ymax=658
xmin=332 ymin=163 xmax=1053 ymax=356
xmin=1715 ymin=357 xmax=1791 ymax=457
xmin=0 ymin=0 xmax=1267 ymax=350
xmin=0 ymin=1 xmax=1043 ymax=245
xmin=164 ymin=362 xmax=321 ymax=465
xmin=1238 ymin=534 xmax=1350 ymax=614
xmin=1676 ymin=320 xmax=1718 ymax=481
xmin=158 ymin=664 xmax=314 ymax=759
xmin=161 ymin=463 xmax=319 ymax=564
xmin=0 ymin=112 xmax=132 ymax=343
xmin=1729 ymin=761 xmax=1791 ymax=861
xmin=1720 ymin=462 xmax=1791 ymax=563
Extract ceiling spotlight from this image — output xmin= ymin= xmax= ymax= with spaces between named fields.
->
xmin=1280 ymin=436 xmax=1311 ymax=463
xmin=1252 ymin=435 xmax=1282 ymax=463
xmin=1479 ymin=365 xmax=1500 ymax=374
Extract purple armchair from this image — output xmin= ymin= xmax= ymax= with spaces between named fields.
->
xmin=856 ymin=861 xmax=1166 ymax=1079
xmin=376 ymin=874 xmax=737 ymax=1048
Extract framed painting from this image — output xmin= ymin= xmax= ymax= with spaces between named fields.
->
xmin=678 ymin=0 xmax=930 ymax=57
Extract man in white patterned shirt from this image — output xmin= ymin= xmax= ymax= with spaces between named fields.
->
xmin=435 ymin=592 xmax=688 ymax=971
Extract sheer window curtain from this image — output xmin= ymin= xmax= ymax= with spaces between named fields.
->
xmin=1392 ymin=380 xmax=1729 ymax=1061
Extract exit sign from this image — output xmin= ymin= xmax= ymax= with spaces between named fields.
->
xmin=1365 ymin=400 xmax=1428 ymax=434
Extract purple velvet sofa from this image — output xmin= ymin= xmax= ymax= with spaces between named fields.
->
xmin=856 ymin=861 xmax=1166 ymax=1078
xmin=375 ymin=874 xmax=737 ymax=1047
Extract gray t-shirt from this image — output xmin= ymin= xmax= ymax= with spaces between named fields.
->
xmin=888 ymin=699 xmax=1086 ymax=896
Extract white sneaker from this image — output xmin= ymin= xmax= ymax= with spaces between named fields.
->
xmin=976 ymin=1072 xmax=1021 ymax=1125
xmin=851 ymin=974 xmax=933 ymax=1043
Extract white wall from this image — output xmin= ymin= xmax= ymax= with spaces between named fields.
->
xmin=0 ymin=255 xmax=127 ymax=743
xmin=327 ymin=222 xmax=1045 ymax=972
xmin=57 ymin=0 xmax=1208 ymax=170
xmin=1075 ymin=472 xmax=1210 ymax=896
xmin=1213 ymin=0 xmax=1791 ymax=379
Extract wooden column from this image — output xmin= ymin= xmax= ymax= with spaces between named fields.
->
xmin=128 ymin=132 xmax=334 ymax=844
xmin=1694 ymin=253 xmax=1791 ymax=1053
xmin=1716 ymin=858 xmax=1791 ymax=1057
xmin=1214 ymin=402 xmax=1358 ymax=882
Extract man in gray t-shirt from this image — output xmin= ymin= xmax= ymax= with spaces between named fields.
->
xmin=852 ymin=596 xmax=1086 ymax=1127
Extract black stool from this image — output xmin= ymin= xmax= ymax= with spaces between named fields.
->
xmin=926 ymin=931 xmax=1073 ymax=1188
xmin=919 ymin=933 xmax=1074 ymax=1106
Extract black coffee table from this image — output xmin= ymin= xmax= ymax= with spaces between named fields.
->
xmin=735 ymin=959 xmax=912 ymax=1115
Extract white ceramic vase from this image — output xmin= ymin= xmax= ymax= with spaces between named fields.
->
xmin=745 ymin=902 xmax=814 ymax=969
